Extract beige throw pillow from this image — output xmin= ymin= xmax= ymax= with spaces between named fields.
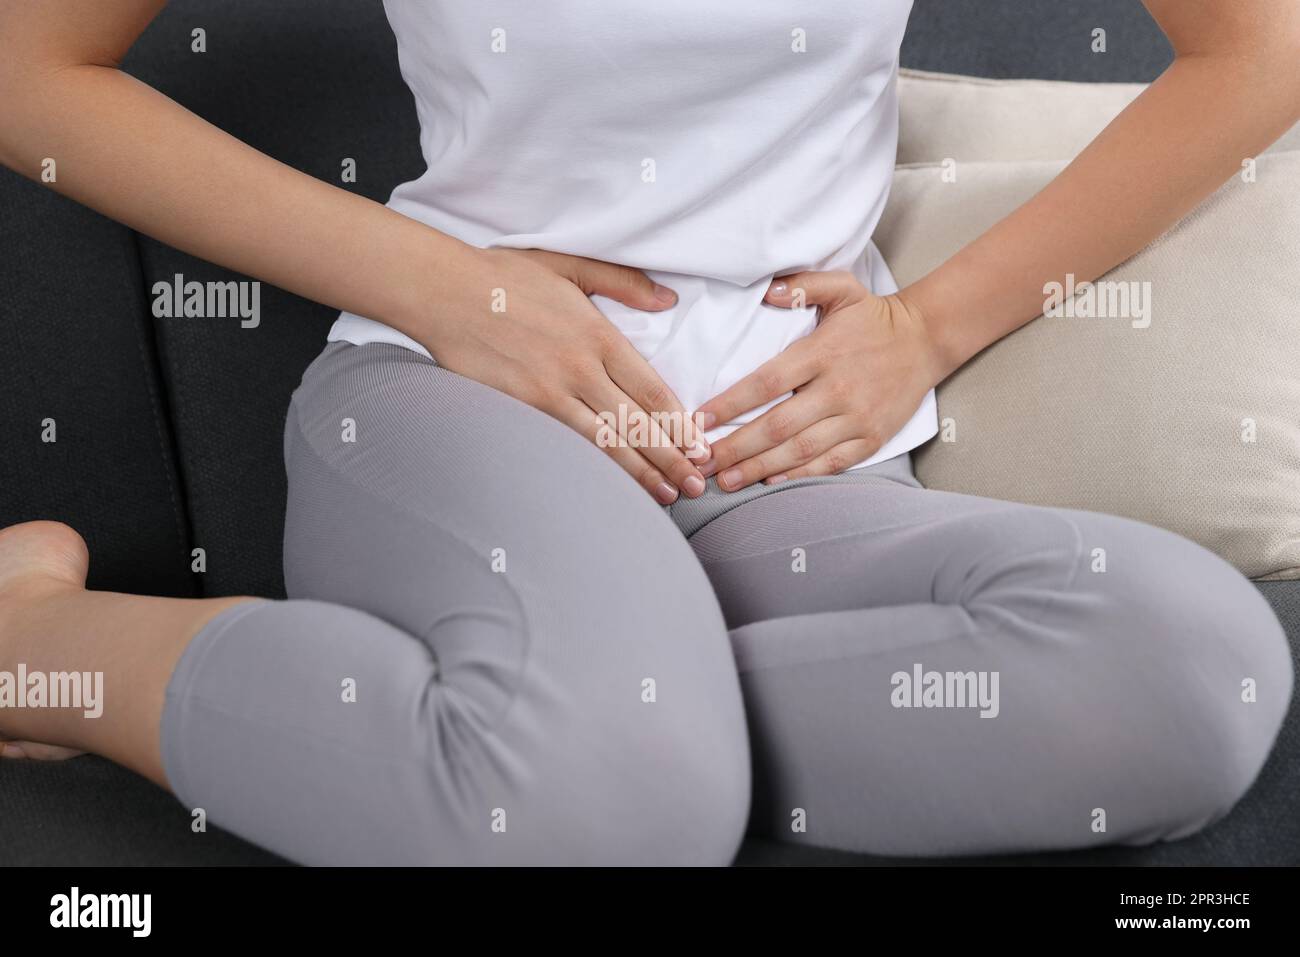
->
xmin=873 ymin=153 xmax=1300 ymax=580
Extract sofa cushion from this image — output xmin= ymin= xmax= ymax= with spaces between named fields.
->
xmin=876 ymin=153 xmax=1300 ymax=580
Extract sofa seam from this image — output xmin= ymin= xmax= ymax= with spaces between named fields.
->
xmin=125 ymin=230 xmax=198 ymax=597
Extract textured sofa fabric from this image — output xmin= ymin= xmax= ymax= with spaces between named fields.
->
xmin=0 ymin=177 xmax=196 ymax=599
xmin=0 ymin=0 xmax=1295 ymax=865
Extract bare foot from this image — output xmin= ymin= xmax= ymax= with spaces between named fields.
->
xmin=0 ymin=521 xmax=91 ymax=761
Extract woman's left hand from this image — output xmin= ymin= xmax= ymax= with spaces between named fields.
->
xmin=694 ymin=271 xmax=945 ymax=491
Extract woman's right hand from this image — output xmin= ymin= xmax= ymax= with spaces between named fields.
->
xmin=422 ymin=247 xmax=712 ymax=503
xmin=0 ymin=5 xmax=709 ymax=505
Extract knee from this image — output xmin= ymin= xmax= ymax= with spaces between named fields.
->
xmin=574 ymin=623 xmax=753 ymax=865
xmin=569 ymin=559 xmax=752 ymax=864
xmin=481 ymin=690 xmax=752 ymax=866
xmin=413 ymin=613 xmax=752 ymax=866
xmin=1163 ymin=567 xmax=1290 ymax=834
xmin=625 ymin=709 xmax=752 ymax=865
xmin=1094 ymin=520 xmax=1293 ymax=838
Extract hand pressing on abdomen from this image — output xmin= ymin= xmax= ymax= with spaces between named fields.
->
xmin=695 ymin=271 xmax=943 ymax=491
xmin=422 ymin=248 xmax=711 ymax=504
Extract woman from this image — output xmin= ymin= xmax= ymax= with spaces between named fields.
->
xmin=0 ymin=0 xmax=1295 ymax=864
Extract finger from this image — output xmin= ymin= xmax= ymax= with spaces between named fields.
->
xmin=603 ymin=442 xmax=682 ymax=504
xmin=693 ymin=338 xmax=821 ymax=434
xmin=701 ymin=392 xmax=827 ymax=479
xmin=538 ymin=251 xmax=679 ymax=311
xmin=714 ymin=417 xmax=857 ymax=492
xmin=578 ymin=378 xmax=709 ymax=498
xmin=602 ymin=335 xmax=711 ymax=462
xmin=764 ymin=270 xmax=863 ymax=311
xmin=558 ymin=399 xmax=681 ymax=504
xmin=775 ymin=438 xmax=878 ymax=484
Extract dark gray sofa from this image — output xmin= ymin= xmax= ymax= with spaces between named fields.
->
xmin=2 ymin=0 xmax=1296 ymax=866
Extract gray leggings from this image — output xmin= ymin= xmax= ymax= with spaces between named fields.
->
xmin=160 ymin=342 xmax=1293 ymax=864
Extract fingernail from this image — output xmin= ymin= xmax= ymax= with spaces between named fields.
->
xmin=767 ymin=281 xmax=789 ymax=298
xmin=654 ymin=482 xmax=678 ymax=505
xmin=683 ymin=475 xmax=706 ymax=497
xmin=686 ymin=439 xmax=711 ymax=462
xmin=652 ymin=283 xmax=677 ymax=305
xmin=720 ymin=468 xmax=743 ymax=490
xmin=1 ymin=743 xmax=26 ymax=759
xmin=764 ymin=474 xmax=789 ymax=486
xmin=694 ymin=411 xmax=716 ymax=431
xmin=699 ymin=459 xmax=719 ymax=478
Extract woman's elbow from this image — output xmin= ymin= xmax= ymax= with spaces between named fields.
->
xmin=0 ymin=48 xmax=92 ymax=176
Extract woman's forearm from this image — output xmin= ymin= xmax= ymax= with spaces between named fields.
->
xmin=0 ymin=0 xmax=716 ymax=499
xmin=0 ymin=2 xmax=472 ymax=345
xmin=902 ymin=1 xmax=1300 ymax=379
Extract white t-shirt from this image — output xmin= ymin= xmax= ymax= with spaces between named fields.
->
xmin=330 ymin=0 xmax=937 ymax=467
